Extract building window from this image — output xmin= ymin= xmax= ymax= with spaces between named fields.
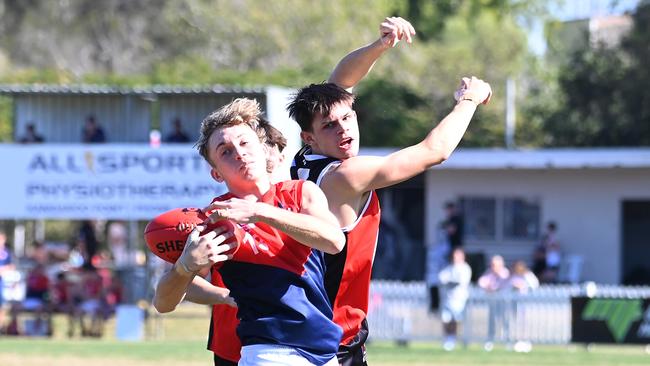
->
xmin=459 ymin=196 xmax=540 ymax=243
xmin=460 ymin=197 xmax=496 ymax=240
xmin=503 ymin=198 xmax=540 ymax=240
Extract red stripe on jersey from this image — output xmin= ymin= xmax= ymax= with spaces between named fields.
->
xmin=207 ymin=270 xmax=241 ymax=362
xmin=330 ymin=190 xmax=381 ymax=345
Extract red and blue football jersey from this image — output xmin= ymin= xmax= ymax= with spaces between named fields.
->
xmin=211 ymin=180 xmax=342 ymax=366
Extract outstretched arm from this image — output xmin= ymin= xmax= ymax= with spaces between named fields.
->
xmin=322 ymin=77 xmax=492 ymax=195
xmin=328 ymin=17 xmax=415 ymax=90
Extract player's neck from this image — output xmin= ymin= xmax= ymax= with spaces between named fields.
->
xmin=227 ymin=178 xmax=272 ymax=201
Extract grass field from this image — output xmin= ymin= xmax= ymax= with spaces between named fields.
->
xmin=1 ymin=305 xmax=648 ymax=366
xmin=1 ymin=338 xmax=649 ymax=366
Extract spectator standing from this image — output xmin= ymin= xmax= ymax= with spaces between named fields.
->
xmin=0 ymin=231 xmax=14 ymax=333
xmin=509 ymin=261 xmax=539 ymax=294
xmin=478 ymin=255 xmax=510 ymax=292
xmin=438 ymin=248 xmax=472 ymax=351
xmin=78 ymin=220 xmax=99 ymax=269
xmin=478 ymin=255 xmax=511 ymax=350
xmin=164 ymin=118 xmax=190 ymax=143
xmin=425 ymin=220 xmax=451 ymax=313
xmin=443 ymin=202 xmax=464 ymax=249
xmin=82 ymin=116 xmax=106 ymax=143
xmin=19 ymin=123 xmax=45 ymax=143
xmin=508 ymin=260 xmax=539 ymax=352
xmin=107 ymin=221 xmax=131 ymax=270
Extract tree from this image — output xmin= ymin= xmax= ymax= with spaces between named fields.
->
xmin=535 ymin=1 xmax=650 ymax=147
xmin=0 ymin=0 xmax=540 ymax=146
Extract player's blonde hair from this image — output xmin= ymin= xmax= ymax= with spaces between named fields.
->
xmin=196 ymin=98 xmax=267 ymax=166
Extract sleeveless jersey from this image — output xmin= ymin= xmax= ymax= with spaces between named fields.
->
xmin=212 ymin=180 xmax=342 ymax=366
xmin=291 ymin=146 xmax=381 ymax=345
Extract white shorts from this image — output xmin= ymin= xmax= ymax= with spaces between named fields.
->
xmin=239 ymin=344 xmax=338 ymax=366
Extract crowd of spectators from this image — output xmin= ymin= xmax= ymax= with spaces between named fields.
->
xmin=0 ymin=224 xmax=124 ymax=337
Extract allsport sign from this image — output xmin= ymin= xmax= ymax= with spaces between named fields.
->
xmin=572 ymin=297 xmax=650 ymax=344
xmin=0 ymin=144 xmax=227 ymax=220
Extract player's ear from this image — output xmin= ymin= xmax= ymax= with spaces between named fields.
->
xmin=300 ymin=131 xmax=315 ymax=146
xmin=210 ymin=168 xmax=224 ymax=183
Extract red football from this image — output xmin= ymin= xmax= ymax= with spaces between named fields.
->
xmin=144 ymin=207 xmax=242 ymax=264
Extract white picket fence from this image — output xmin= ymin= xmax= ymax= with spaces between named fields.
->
xmin=367 ymin=281 xmax=650 ymax=344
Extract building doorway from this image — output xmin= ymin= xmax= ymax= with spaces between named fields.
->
xmin=622 ymin=200 xmax=650 ymax=285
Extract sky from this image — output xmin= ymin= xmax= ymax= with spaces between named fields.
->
xmin=528 ymin=0 xmax=640 ymax=54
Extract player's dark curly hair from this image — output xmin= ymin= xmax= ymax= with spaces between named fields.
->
xmin=286 ymin=83 xmax=354 ymax=132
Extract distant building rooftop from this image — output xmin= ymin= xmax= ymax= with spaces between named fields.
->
xmin=360 ymin=147 xmax=650 ymax=169
xmin=0 ymin=84 xmax=266 ymax=96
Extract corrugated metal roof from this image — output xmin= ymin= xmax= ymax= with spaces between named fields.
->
xmin=360 ymin=147 xmax=650 ymax=169
xmin=0 ymin=84 xmax=267 ymax=95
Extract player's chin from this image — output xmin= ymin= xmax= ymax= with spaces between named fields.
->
xmin=338 ymin=145 xmax=359 ymax=159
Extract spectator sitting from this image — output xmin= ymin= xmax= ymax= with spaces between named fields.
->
xmin=165 ymin=118 xmax=190 ymax=143
xmin=51 ymin=271 xmax=79 ymax=338
xmin=544 ymin=242 xmax=562 ymax=283
xmin=103 ymin=273 xmax=124 ymax=317
xmin=509 ymin=261 xmax=539 ymax=294
xmin=28 ymin=240 xmax=49 ymax=266
xmin=14 ymin=264 xmax=52 ymax=336
xmin=79 ymin=267 xmax=106 ymax=337
xmin=0 ymin=231 xmax=15 ymax=333
xmin=82 ymin=115 xmax=106 ymax=143
xmin=537 ymin=221 xmax=561 ymax=283
xmin=19 ymin=123 xmax=45 ymax=143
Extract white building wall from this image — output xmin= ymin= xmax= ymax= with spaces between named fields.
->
xmin=425 ymin=168 xmax=650 ymax=284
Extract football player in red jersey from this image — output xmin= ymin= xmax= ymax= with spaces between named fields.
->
xmin=153 ymin=98 xmax=345 ymax=366
xmin=184 ymin=119 xmax=289 ymax=366
xmin=288 ymin=19 xmax=492 ymax=365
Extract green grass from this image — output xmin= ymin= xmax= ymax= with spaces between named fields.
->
xmin=1 ymin=306 xmax=649 ymax=366
xmin=0 ymin=338 xmax=649 ymax=366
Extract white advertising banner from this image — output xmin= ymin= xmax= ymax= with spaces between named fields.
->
xmin=0 ymin=144 xmax=227 ymax=219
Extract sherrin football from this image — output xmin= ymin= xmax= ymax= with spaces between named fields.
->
xmin=144 ymin=207 xmax=242 ymax=264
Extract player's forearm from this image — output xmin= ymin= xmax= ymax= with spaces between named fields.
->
xmin=255 ymin=205 xmax=344 ymax=254
xmin=185 ymin=276 xmax=230 ymax=305
xmin=153 ymin=264 xmax=195 ymax=313
xmin=421 ymin=100 xmax=477 ymax=163
xmin=328 ymin=39 xmax=389 ymax=90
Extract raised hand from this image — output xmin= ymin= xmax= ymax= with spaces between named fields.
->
xmin=380 ymin=17 xmax=416 ymax=48
xmin=454 ymin=76 xmax=492 ymax=105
